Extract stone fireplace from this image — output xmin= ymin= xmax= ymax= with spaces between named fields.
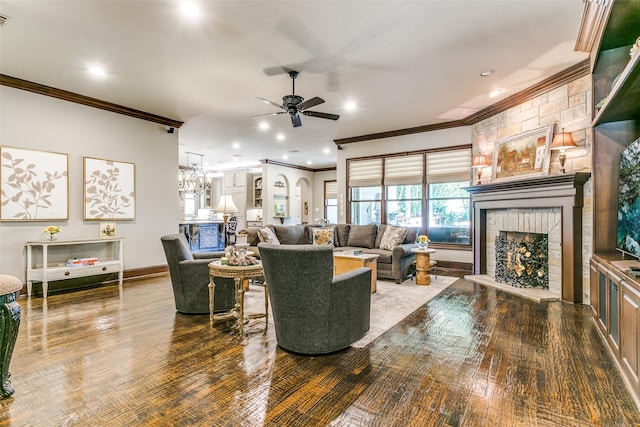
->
xmin=466 ymin=173 xmax=590 ymax=303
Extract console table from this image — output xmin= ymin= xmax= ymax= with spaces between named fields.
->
xmin=25 ymin=238 xmax=124 ymax=298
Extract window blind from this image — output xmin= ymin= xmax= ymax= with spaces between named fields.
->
xmin=348 ymin=159 xmax=382 ymax=187
xmin=384 ymin=154 xmax=423 ymax=185
xmin=325 ymin=181 xmax=337 ymax=199
xmin=426 ymin=149 xmax=472 ymax=183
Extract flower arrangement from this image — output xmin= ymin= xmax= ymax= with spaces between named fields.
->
xmin=417 ymin=234 xmax=430 ymax=249
xmin=43 ymin=225 xmax=61 ymax=240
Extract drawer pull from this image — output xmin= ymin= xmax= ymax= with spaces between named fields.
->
xmin=102 ymin=266 xmax=107 ymax=271
xmin=64 ymin=271 xmax=70 ymax=276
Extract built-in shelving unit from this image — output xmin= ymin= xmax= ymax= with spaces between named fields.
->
xmin=253 ymin=176 xmax=262 ymax=208
xmin=589 ymin=0 xmax=640 ymax=408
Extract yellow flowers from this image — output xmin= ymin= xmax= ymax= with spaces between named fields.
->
xmin=43 ymin=225 xmax=61 ymax=235
xmin=417 ymin=235 xmax=430 ymax=244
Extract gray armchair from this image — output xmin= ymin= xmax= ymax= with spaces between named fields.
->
xmin=161 ymin=234 xmax=234 ymax=314
xmin=258 ymin=243 xmax=371 ymax=354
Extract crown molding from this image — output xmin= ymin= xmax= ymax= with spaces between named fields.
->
xmin=0 ymin=74 xmax=183 ymax=128
xmin=334 ymin=59 xmax=591 ymax=145
xmin=260 ymin=159 xmax=336 ymax=172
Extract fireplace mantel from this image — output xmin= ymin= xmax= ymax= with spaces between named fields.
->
xmin=467 ymin=172 xmax=591 ymax=303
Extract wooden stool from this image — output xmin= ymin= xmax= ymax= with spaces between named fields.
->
xmin=0 ymin=275 xmax=22 ymax=398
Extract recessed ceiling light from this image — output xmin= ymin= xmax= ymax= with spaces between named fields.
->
xmin=282 ymin=155 xmax=289 ymax=160
xmin=276 ymin=133 xmax=285 ymax=141
xmin=480 ymin=70 xmax=495 ymax=77
xmin=323 ymin=148 xmax=330 ymax=154
xmin=88 ymin=65 xmax=106 ymax=78
xmin=258 ymin=121 xmax=269 ymax=130
xmin=180 ymin=2 xmax=200 ymax=17
xmin=232 ymin=142 xmax=240 ymax=149
xmin=489 ymin=89 xmax=503 ymax=98
xmin=344 ymin=100 xmax=357 ymax=111
xmin=306 ymin=160 xmax=312 ymax=165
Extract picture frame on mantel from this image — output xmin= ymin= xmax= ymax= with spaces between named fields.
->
xmin=491 ymin=124 xmax=553 ymax=183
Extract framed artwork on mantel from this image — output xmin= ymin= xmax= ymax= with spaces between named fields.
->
xmin=491 ymin=124 xmax=553 ymax=183
xmin=0 ymin=146 xmax=69 ymax=221
xmin=84 ymin=157 xmax=136 ymax=220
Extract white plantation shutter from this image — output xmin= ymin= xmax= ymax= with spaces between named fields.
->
xmin=426 ymin=149 xmax=472 ymax=183
xmin=348 ymin=159 xmax=382 ymax=187
xmin=384 ymin=154 xmax=423 ymax=185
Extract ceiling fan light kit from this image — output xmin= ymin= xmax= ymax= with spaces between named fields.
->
xmin=252 ymin=70 xmax=340 ymax=128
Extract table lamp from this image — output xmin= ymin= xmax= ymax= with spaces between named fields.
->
xmin=215 ymin=194 xmax=238 ymax=246
xmin=471 ymin=153 xmax=491 ymax=185
xmin=549 ymin=129 xmax=578 ymax=174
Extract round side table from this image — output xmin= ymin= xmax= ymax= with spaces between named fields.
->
xmin=410 ymin=248 xmax=436 ymax=285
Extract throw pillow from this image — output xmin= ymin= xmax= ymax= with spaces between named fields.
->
xmin=312 ymin=228 xmax=334 ymax=246
xmin=379 ymin=225 xmax=408 ymax=251
xmin=257 ymin=227 xmax=280 ymax=245
xmin=347 ymin=224 xmax=377 ymax=249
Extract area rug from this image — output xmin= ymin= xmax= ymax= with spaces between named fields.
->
xmin=243 ymin=275 xmax=458 ymax=349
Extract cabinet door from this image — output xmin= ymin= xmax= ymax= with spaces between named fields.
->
xmin=608 ymin=271 xmax=621 ymax=351
xmin=590 ymin=259 xmax=599 ymax=317
xmin=620 ymin=281 xmax=640 ymax=394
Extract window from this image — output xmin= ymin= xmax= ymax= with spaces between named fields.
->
xmin=346 ymin=148 xmax=472 ymax=247
xmin=386 ymin=185 xmax=422 ymax=226
xmin=348 ymin=159 xmax=382 ymax=225
xmin=350 ymin=186 xmax=382 ymax=225
xmin=428 ymin=182 xmax=470 ymax=244
xmin=426 ymin=150 xmax=471 ymax=245
xmin=384 ymin=155 xmax=423 ymax=227
xmin=324 ymin=180 xmax=338 ymax=224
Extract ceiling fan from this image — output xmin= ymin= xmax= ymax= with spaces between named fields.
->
xmin=252 ymin=70 xmax=340 ymax=128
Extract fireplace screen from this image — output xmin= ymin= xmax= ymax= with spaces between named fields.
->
xmin=495 ymin=231 xmax=549 ymax=289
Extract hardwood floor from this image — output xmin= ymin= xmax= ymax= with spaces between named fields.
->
xmin=1 ymin=275 xmax=639 ymax=426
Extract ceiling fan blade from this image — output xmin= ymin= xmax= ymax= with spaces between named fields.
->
xmin=255 ymin=97 xmax=284 ymax=110
xmin=250 ymin=111 xmax=286 ymax=118
xmin=302 ymin=110 xmax=340 ymax=121
xmin=291 ymin=112 xmax=302 ymax=127
xmin=297 ymin=96 xmax=324 ymax=110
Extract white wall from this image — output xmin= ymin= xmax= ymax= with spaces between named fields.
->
xmin=335 ymin=126 xmax=474 ymax=264
xmin=0 ymin=86 xmax=179 ymax=280
xmin=262 ymin=163 xmax=315 ymax=226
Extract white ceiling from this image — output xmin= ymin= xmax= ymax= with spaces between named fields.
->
xmin=0 ymin=0 xmax=588 ymax=171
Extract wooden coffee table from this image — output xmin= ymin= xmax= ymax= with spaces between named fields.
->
xmin=333 ymin=252 xmax=379 ymax=293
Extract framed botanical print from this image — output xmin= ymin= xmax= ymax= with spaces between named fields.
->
xmin=492 ymin=125 xmax=553 ymax=182
xmin=84 ymin=157 xmax=136 ymax=220
xmin=0 ymin=146 xmax=69 ymax=221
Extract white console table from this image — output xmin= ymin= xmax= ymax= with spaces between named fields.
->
xmin=25 ymin=238 xmax=124 ymax=298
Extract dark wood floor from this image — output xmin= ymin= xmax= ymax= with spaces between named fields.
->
xmin=1 ymin=275 xmax=639 ymax=426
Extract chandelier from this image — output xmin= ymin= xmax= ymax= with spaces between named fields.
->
xmin=178 ymin=152 xmax=211 ymax=195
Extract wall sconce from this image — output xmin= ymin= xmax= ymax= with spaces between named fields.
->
xmin=471 ymin=153 xmax=491 ymax=185
xmin=549 ymin=129 xmax=578 ymax=173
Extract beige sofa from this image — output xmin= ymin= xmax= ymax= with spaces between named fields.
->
xmin=240 ymin=224 xmax=420 ymax=283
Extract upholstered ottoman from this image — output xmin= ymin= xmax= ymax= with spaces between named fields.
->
xmin=0 ymin=275 xmax=22 ymax=398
